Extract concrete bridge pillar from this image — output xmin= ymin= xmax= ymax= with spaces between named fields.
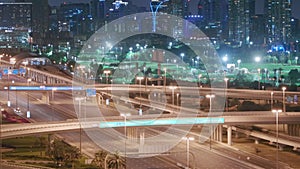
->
xmin=41 ymin=92 xmax=50 ymax=104
xmin=287 ymin=124 xmax=300 ymax=136
xmin=218 ymin=125 xmax=223 ymax=142
xmin=227 ymin=125 xmax=232 ymax=146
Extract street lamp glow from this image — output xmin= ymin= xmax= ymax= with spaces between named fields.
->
xmin=272 ymin=109 xmax=282 ymax=169
xmin=222 ymin=55 xmax=228 ymax=62
xmin=180 ymin=53 xmax=185 ymax=60
xmin=282 ymin=87 xmax=286 ymax=113
xmin=254 ymin=56 xmax=261 ymax=63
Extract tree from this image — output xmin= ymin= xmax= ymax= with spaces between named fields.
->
xmin=288 ymin=69 xmax=300 ymax=85
xmin=107 ymin=151 xmax=126 ymax=169
xmin=92 ymin=150 xmax=108 ymax=169
xmin=47 ymin=139 xmax=81 ymax=168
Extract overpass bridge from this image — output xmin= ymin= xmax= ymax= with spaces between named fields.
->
xmin=2 ymin=113 xmax=300 ymax=149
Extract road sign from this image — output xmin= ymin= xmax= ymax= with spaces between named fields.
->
xmin=86 ymin=88 xmax=96 ymax=97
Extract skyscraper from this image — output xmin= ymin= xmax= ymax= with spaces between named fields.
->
xmin=198 ymin=0 xmax=228 ymax=47
xmin=264 ymin=0 xmax=292 ymax=45
xmin=228 ymin=0 xmax=254 ymax=47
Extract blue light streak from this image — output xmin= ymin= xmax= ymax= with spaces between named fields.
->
xmin=99 ymin=117 xmax=225 ymax=128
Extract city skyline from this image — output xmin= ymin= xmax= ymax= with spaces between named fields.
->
xmin=47 ymin=0 xmax=300 ymax=19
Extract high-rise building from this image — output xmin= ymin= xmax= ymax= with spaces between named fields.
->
xmin=228 ymin=0 xmax=254 ymax=47
xmin=264 ymin=0 xmax=292 ymax=45
xmin=0 ymin=2 xmax=32 ymax=49
xmin=198 ymin=0 xmax=228 ymax=48
xmin=16 ymin=0 xmax=49 ymax=46
xmin=58 ymin=3 xmax=91 ymax=36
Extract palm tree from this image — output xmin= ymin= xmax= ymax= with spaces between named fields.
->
xmin=92 ymin=150 xmax=108 ymax=169
xmin=107 ymin=151 xmax=126 ymax=169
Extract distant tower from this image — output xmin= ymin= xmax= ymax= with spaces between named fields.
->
xmin=228 ymin=0 xmax=253 ymax=47
xmin=198 ymin=0 xmax=227 ymax=45
xmin=264 ymin=0 xmax=292 ymax=45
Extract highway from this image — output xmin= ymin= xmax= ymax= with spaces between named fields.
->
xmin=1 ymin=73 xmax=299 ymax=168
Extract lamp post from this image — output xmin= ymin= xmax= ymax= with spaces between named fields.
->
xmin=163 ymin=68 xmax=167 ymax=91
xmin=257 ymin=68 xmax=261 ymax=90
xmin=7 ymin=72 xmax=11 ymax=107
xmin=27 ymin=78 xmax=31 ymax=118
xmin=206 ymin=94 xmax=215 ymax=150
xmin=272 ymin=109 xmax=282 ymax=169
xmin=103 ymin=70 xmax=111 ymax=84
xmin=75 ymin=97 xmax=86 ymax=154
xmin=176 ymin=93 xmax=179 ymax=106
xmin=271 ymin=92 xmax=274 ymax=110
xmin=169 ymin=86 xmax=177 ymax=105
xmin=120 ymin=113 xmax=131 ymax=169
xmin=237 ymin=59 xmax=241 ymax=69
xmin=12 ymin=80 xmax=18 ymax=109
xmin=180 ymin=53 xmax=185 ymax=61
xmin=282 ymin=87 xmax=286 ymax=113
xmin=103 ymin=70 xmax=111 ymax=105
xmin=182 ymin=137 xmax=194 ymax=169
xmin=136 ymin=76 xmax=144 ymax=98
xmin=224 ymin=78 xmax=229 ymax=112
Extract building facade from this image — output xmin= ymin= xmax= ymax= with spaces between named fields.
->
xmin=0 ymin=2 xmax=32 ymax=49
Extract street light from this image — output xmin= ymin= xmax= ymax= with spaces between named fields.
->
xmin=163 ymin=68 xmax=167 ymax=91
xmin=136 ymin=76 xmax=144 ymax=98
xmin=75 ymin=97 xmax=86 ymax=154
xmin=180 ymin=53 xmax=185 ymax=61
xmin=224 ymin=78 xmax=229 ymax=112
xmin=271 ymin=92 xmax=274 ymax=110
xmin=272 ymin=109 xmax=282 ymax=169
xmin=12 ymin=80 xmax=18 ymax=109
xmin=176 ymin=93 xmax=179 ymax=106
xmin=237 ymin=59 xmax=241 ymax=69
xmin=103 ymin=70 xmax=111 ymax=84
xmin=120 ymin=113 xmax=131 ymax=169
xmin=282 ymin=87 xmax=286 ymax=113
xmin=27 ymin=78 xmax=31 ymax=118
xmin=182 ymin=137 xmax=194 ymax=169
xmin=254 ymin=56 xmax=261 ymax=63
xmin=206 ymin=94 xmax=215 ymax=150
xmin=257 ymin=69 xmax=261 ymax=90
xmin=169 ymin=86 xmax=177 ymax=105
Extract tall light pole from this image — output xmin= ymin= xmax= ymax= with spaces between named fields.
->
xmin=120 ymin=113 xmax=131 ymax=169
xmin=137 ymin=76 xmax=144 ymax=115
xmin=182 ymin=137 xmax=194 ymax=169
xmin=257 ymin=68 xmax=261 ymax=90
xmin=176 ymin=93 xmax=179 ymax=106
xmin=272 ymin=109 xmax=282 ymax=169
xmin=75 ymin=97 xmax=86 ymax=154
xmin=271 ymin=92 xmax=274 ymax=110
xmin=180 ymin=53 xmax=185 ymax=61
xmin=136 ymin=76 xmax=144 ymax=98
xmin=12 ymin=80 xmax=17 ymax=109
xmin=169 ymin=86 xmax=177 ymax=105
xmin=237 ymin=59 xmax=241 ymax=69
xmin=163 ymin=68 xmax=167 ymax=91
xmin=27 ymin=78 xmax=31 ymax=118
xmin=282 ymin=87 xmax=286 ymax=113
xmin=224 ymin=78 xmax=229 ymax=112
xmin=7 ymin=72 xmax=11 ymax=107
xmin=103 ymin=70 xmax=111 ymax=85
xmin=103 ymin=70 xmax=111 ymax=105
xmin=206 ymin=94 xmax=215 ymax=150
